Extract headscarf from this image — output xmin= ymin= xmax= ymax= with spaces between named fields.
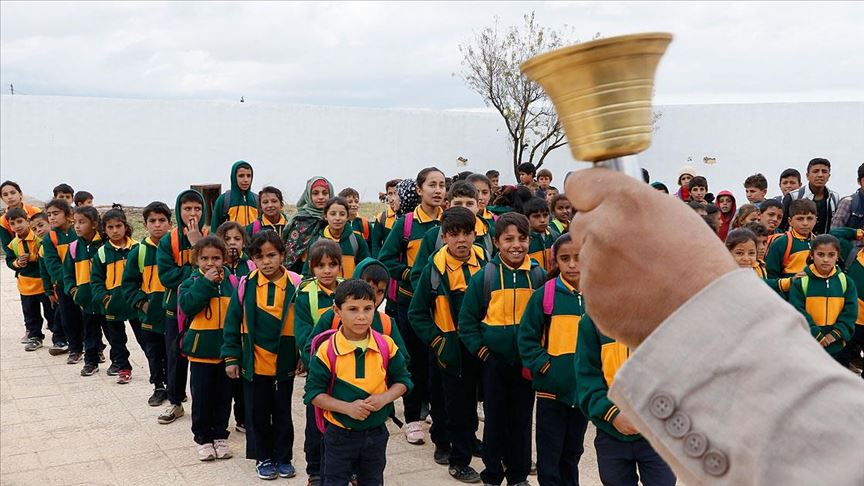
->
xmin=283 ymin=176 xmax=334 ymax=270
xmin=396 ymin=178 xmax=420 ymax=217
xmin=292 ymin=176 xmax=334 ymax=222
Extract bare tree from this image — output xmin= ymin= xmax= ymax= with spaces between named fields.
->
xmin=458 ymin=13 xmax=585 ymax=177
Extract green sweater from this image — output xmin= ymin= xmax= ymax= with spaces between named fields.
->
xmin=222 ymin=268 xmax=302 ymax=381
xmin=766 ymin=229 xmax=812 ymax=278
xmin=211 ymin=160 xmax=258 ymax=231
xmin=848 ymin=249 xmax=864 ymax=325
xmin=528 ymin=229 xmax=555 ymax=272
xmin=177 ymin=268 xmax=234 ymax=362
xmin=294 ymin=278 xmax=337 ymax=367
xmin=91 ymin=239 xmax=139 ymax=321
xmin=518 ymin=276 xmax=584 ymax=406
xmin=378 ymin=206 xmax=442 ymax=302
xmin=157 ymin=189 xmax=207 ymax=316
xmin=5 ymin=231 xmax=44 ymax=296
xmin=409 ymin=245 xmax=487 ymax=375
xmin=301 ymin=227 xmax=371 ymax=278
xmin=370 ymin=208 xmax=397 ymax=258
xmin=408 ymin=218 xmax=495 ymax=289
xmin=121 ymin=237 xmax=166 ymax=333
xmin=788 ymin=265 xmax=858 ymax=355
xmin=457 ymin=255 xmax=545 ymax=365
xmin=63 ymin=234 xmax=104 ymax=314
xmin=575 ymin=314 xmax=639 ymax=442
xmin=42 ymin=226 xmax=77 ymax=294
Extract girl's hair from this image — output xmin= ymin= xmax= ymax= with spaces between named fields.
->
xmin=742 ymin=221 xmax=770 ymax=237
xmin=0 ymin=180 xmax=21 ymax=193
xmin=466 ymin=173 xmax=492 ymax=190
xmin=724 ymin=228 xmax=757 ymax=251
xmin=811 ymin=234 xmax=841 ymax=254
xmin=30 ymin=212 xmax=49 ymax=223
xmin=248 ymin=230 xmax=285 ymax=259
xmin=549 ymin=194 xmax=570 ymax=211
xmin=216 ymin=221 xmax=247 ymax=246
xmin=258 ymin=186 xmax=284 ymax=203
xmin=46 ymin=198 xmax=72 ymax=215
xmin=732 ymin=204 xmax=759 ymax=229
xmin=324 ymin=196 xmax=350 ymax=215
xmin=73 ymin=206 xmax=100 ymax=226
xmin=546 ymin=233 xmax=574 ymax=281
xmin=494 ymin=212 xmax=530 ymax=239
xmin=492 ymin=185 xmax=534 ymax=213
xmin=309 ymin=239 xmax=342 ymax=270
xmin=100 ymin=208 xmax=133 ymax=239
xmin=416 ymin=167 xmax=445 ymax=188
xmin=338 ymin=187 xmax=360 ymax=199
xmin=192 ymin=235 xmax=227 ymax=261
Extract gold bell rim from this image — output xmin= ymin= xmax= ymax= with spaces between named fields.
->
xmin=520 ymin=32 xmax=674 ymax=73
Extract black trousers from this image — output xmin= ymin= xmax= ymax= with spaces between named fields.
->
xmin=397 ymin=298 xmax=428 ymax=423
xmin=480 ymin=354 xmax=534 ymax=485
xmin=47 ymin=294 xmax=65 ymax=345
xmin=103 ymin=319 xmax=132 ymax=370
xmin=304 ymin=403 xmax=322 ymax=477
xmin=21 ymin=294 xmax=50 ymax=340
xmin=594 ymin=430 xmax=676 ymax=486
xmin=322 ymin=425 xmax=388 ymax=486
xmin=428 ymin=350 xmax=450 ymax=447
xmin=439 ymin=347 xmax=482 ymax=467
xmin=536 ymin=399 xmax=588 ymax=486
xmin=232 ymin=377 xmax=245 ymax=426
xmin=164 ymin=315 xmax=188 ymax=405
xmin=141 ymin=330 xmax=167 ymax=389
xmin=242 ymin=374 xmax=294 ymax=463
xmin=189 ymin=361 xmax=232 ymax=445
xmin=83 ymin=313 xmax=107 ymax=366
xmin=59 ymin=290 xmax=84 ymax=353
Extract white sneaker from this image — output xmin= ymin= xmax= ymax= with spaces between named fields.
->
xmin=405 ymin=421 xmax=425 ymax=445
xmin=213 ymin=439 xmax=232 ymax=459
xmin=197 ymin=443 xmax=216 ymax=461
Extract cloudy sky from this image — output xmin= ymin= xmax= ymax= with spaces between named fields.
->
xmin=1 ymin=1 xmax=862 ymax=109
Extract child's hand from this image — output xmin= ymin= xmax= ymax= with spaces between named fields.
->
xmin=343 ymin=399 xmax=375 ymax=420
xmin=185 ymin=218 xmax=203 ymax=245
xmin=49 ymin=294 xmax=58 ymax=305
xmin=363 ymin=393 xmax=393 ymax=412
xmin=793 ymin=271 xmax=807 ymax=279
xmin=204 ymin=267 xmax=222 ymax=283
xmin=612 ymin=414 xmax=639 ymax=436
xmin=225 ymin=364 xmax=240 ymax=379
xmin=820 ymin=334 xmax=836 ymax=348
xmin=16 ymin=254 xmax=29 ymax=267
xmin=295 ymin=361 xmax=307 ymax=377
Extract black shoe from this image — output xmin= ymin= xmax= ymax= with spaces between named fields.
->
xmin=48 ymin=342 xmax=69 ymax=356
xmin=449 ymin=465 xmax=481 ymax=483
xmin=306 ymin=475 xmax=321 ymax=486
xmin=81 ymin=363 xmax=99 ymax=376
xmin=24 ymin=338 xmax=43 ymax=352
xmin=66 ymin=352 xmax=82 ymax=364
xmin=472 ymin=438 xmax=483 ymax=458
xmin=148 ymin=388 xmax=168 ymax=407
xmin=433 ymin=445 xmax=451 ymax=465
xmin=106 ymin=364 xmax=120 ymax=376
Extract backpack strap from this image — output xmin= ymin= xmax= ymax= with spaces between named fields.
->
xmin=236 ymin=275 xmax=249 ymax=303
xmin=542 ymin=278 xmax=557 ymax=315
xmin=529 ymin=264 xmax=544 ymax=289
xmin=371 ymin=329 xmax=391 ymax=370
xmin=482 ymin=232 xmax=493 ymax=256
xmin=380 ymin=312 xmax=392 ymax=336
xmin=221 ymin=190 xmax=232 ymax=220
xmin=68 ymin=239 xmax=79 ymax=262
xmin=801 ymin=275 xmax=810 ymax=295
xmin=97 ymin=245 xmax=107 ymax=264
xmin=308 ymin=280 xmax=321 ymax=325
xmin=286 ymin=270 xmax=302 ymax=288
xmin=349 ymin=232 xmax=359 ymax=255
xmin=482 ymin=262 xmax=498 ymax=309
xmin=330 ymin=312 xmax=340 ymax=330
xmin=378 ymin=210 xmax=387 ymax=227
xmin=170 ymin=229 xmax=182 ymax=266
xmin=782 ymin=231 xmax=794 ymax=269
xmin=839 ymin=272 xmax=848 ymax=294
xmin=361 ymin=217 xmax=370 ymax=240
xmin=137 ymin=243 xmax=147 ymax=273
xmin=252 ymin=219 xmax=262 ymax=235
xmin=311 ymin=329 xmax=340 ymax=433
xmin=402 ymin=212 xmax=415 ymax=241
xmin=434 ymin=228 xmax=444 ymax=252
xmin=50 ymin=230 xmax=59 ymax=248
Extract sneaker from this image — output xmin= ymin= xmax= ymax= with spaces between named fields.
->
xmin=66 ymin=352 xmax=82 ymax=364
xmin=307 ymin=474 xmax=321 ymax=486
xmin=24 ymin=338 xmax=43 ymax=352
xmin=80 ymin=363 xmax=99 ymax=376
xmin=404 ymin=421 xmax=425 ymax=445
xmin=48 ymin=342 xmax=69 ymax=356
xmin=213 ymin=438 xmax=232 ymax=459
xmin=158 ymin=404 xmax=184 ymax=424
xmin=449 ymin=465 xmax=481 ymax=483
xmin=256 ymin=460 xmax=278 ymax=480
xmin=276 ymin=462 xmax=296 ymax=478
xmin=235 ymin=423 xmax=246 ymax=433
xmin=98 ymin=351 xmax=106 ymax=363
xmin=197 ymin=443 xmax=216 ymax=461
xmin=434 ymin=444 xmax=451 ymax=465
xmin=106 ymin=364 xmax=121 ymax=376
xmin=20 ymin=333 xmax=30 ymax=344
xmin=472 ymin=438 xmax=483 ymax=458
xmin=149 ymin=388 xmax=168 ymax=407
xmin=116 ymin=369 xmax=131 ymax=384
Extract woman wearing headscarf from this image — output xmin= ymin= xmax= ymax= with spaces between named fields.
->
xmin=282 ymin=177 xmax=334 ymax=273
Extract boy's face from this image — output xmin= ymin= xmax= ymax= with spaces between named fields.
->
xmin=180 ymin=201 xmax=203 ymax=228
xmin=537 ymin=175 xmax=551 ymax=189
xmin=518 ymin=172 xmax=534 ymax=185
xmin=236 ymin=167 xmax=253 ymax=192
xmin=545 ymin=188 xmax=559 ymax=203
xmin=55 ymin=192 xmax=74 ymax=204
xmin=442 ymin=229 xmax=476 ymax=260
xmin=494 ymin=225 xmax=528 ymax=268
xmin=325 ymin=204 xmax=348 ymax=232
xmin=345 ymin=195 xmax=360 ymax=218
xmin=30 ymin=218 xmax=50 ymax=239
xmin=756 ymin=235 xmax=768 ymax=260
xmin=104 ymin=219 xmax=127 ymax=243
xmin=386 ymin=186 xmax=400 ymax=211
xmin=145 ymin=213 xmax=170 ymax=241
xmin=222 ymin=228 xmax=244 ymax=260
xmin=72 ymin=213 xmax=95 ymax=238
xmin=252 ymin=241 xmax=283 ymax=279
xmin=745 ymin=186 xmax=767 ymax=204
xmin=779 ymin=176 xmax=801 ymax=195
xmin=335 ymin=296 xmax=375 ymax=339
xmin=528 ymin=211 xmax=549 ymax=233
xmin=450 ymin=196 xmax=479 ymax=215
xmin=759 ymin=207 xmax=783 ymax=232
xmin=9 ymin=217 xmax=29 ymax=237
xmin=78 ymin=198 xmax=93 ymax=207
xmin=259 ymin=193 xmax=283 ymax=219
xmin=471 ymin=182 xmax=491 ymax=210
xmin=717 ymin=195 xmax=734 ymax=214
xmin=365 ymin=279 xmax=387 ymax=308
xmin=812 ymin=244 xmax=838 ymax=275
xmin=45 ymin=206 xmax=68 ymax=229
xmin=553 ymin=200 xmax=571 ymax=224
xmin=197 ymin=246 xmax=224 ymax=273
xmin=489 ymin=176 xmax=499 ymax=190
xmin=806 ymin=164 xmax=830 ymax=190
xmin=789 ymin=213 xmax=816 ymax=237
xmin=710 ymin=211 xmax=721 ymax=229
xmin=690 ymin=186 xmax=707 ymax=202
xmin=730 ymin=241 xmax=757 ymax=269
xmin=1 ymin=185 xmax=22 ymax=207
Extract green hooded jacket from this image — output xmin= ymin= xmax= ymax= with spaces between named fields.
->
xmin=211 ymin=160 xmax=258 ymax=231
xmin=156 ymin=189 xmax=208 ymax=316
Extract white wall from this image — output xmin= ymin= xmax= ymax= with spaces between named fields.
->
xmin=1 ymin=95 xmax=861 ymax=206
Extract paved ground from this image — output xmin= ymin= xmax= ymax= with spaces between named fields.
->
xmin=0 ymin=265 xmax=603 ymax=485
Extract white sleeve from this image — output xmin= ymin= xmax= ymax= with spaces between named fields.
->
xmin=609 ymin=269 xmax=864 ymax=486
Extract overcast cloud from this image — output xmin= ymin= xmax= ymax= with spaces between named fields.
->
xmin=1 ymin=1 xmax=862 ymax=108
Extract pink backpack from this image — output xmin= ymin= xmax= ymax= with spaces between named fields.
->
xmin=542 ymin=278 xmax=557 ymax=315
xmin=310 ymin=328 xmax=391 ymax=433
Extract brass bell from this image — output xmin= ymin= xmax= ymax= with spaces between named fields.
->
xmin=521 ymin=32 xmax=673 ymax=178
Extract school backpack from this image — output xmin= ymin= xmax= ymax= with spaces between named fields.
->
xmin=234 ymin=269 xmax=303 ymax=305
xmin=309 ymin=328 xmax=391 ymax=433
xmin=481 ymin=261 xmax=545 ymax=308
xmin=168 ymin=227 xmax=210 ymax=266
xmin=800 ymin=272 xmax=847 ymax=295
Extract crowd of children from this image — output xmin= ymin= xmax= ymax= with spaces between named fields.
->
xmin=1 ymin=156 xmax=862 ymax=486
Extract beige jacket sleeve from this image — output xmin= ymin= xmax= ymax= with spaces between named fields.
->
xmin=609 ymin=269 xmax=864 ymax=486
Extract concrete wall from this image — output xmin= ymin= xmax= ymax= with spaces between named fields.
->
xmin=1 ymin=95 xmax=861 ymax=206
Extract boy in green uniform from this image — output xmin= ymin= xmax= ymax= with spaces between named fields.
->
xmin=524 ymin=197 xmax=555 ymax=272
xmin=211 ymin=160 xmax=258 ymax=231
xmin=43 ymin=198 xmax=79 ymax=358
xmin=766 ymin=199 xmax=817 ymax=279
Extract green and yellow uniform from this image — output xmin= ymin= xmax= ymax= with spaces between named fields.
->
xmin=91 ymin=238 xmax=138 ymax=321
xmin=0 ymin=203 xmax=41 ymax=250
xmin=408 ymin=217 xmax=495 ymax=289
xmin=302 ymin=226 xmax=370 ymax=279
xmin=528 ymin=229 xmax=555 ymax=272
xmin=5 ymin=230 xmax=45 ymax=296
xmin=157 ymin=189 xmax=208 ymax=317
xmin=370 ymin=207 xmax=398 ymax=258
xmin=246 ymin=213 xmax=288 ymax=238
xmin=42 ymin=226 xmax=76 ymax=295
xmin=63 ymin=233 xmax=104 ymax=314
xmin=788 ymin=264 xmax=859 ymax=355
xmin=211 ymin=160 xmax=259 ymax=231
xmin=294 ymin=278 xmax=338 ymax=367
xmin=177 ymin=268 xmax=234 ymax=363
xmin=121 ymin=237 xmax=166 ymax=333
xmin=378 ymin=205 xmax=442 ymax=303
xmin=765 ymin=229 xmax=812 ymax=278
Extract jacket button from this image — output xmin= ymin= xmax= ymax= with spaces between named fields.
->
xmin=649 ymin=393 xmax=676 ymax=419
xmin=664 ymin=412 xmax=691 ymax=438
xmin=683 ymin=431 xmax=708 ymax=458
xmin=703 ymin=449 xmax=729 ymax=476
